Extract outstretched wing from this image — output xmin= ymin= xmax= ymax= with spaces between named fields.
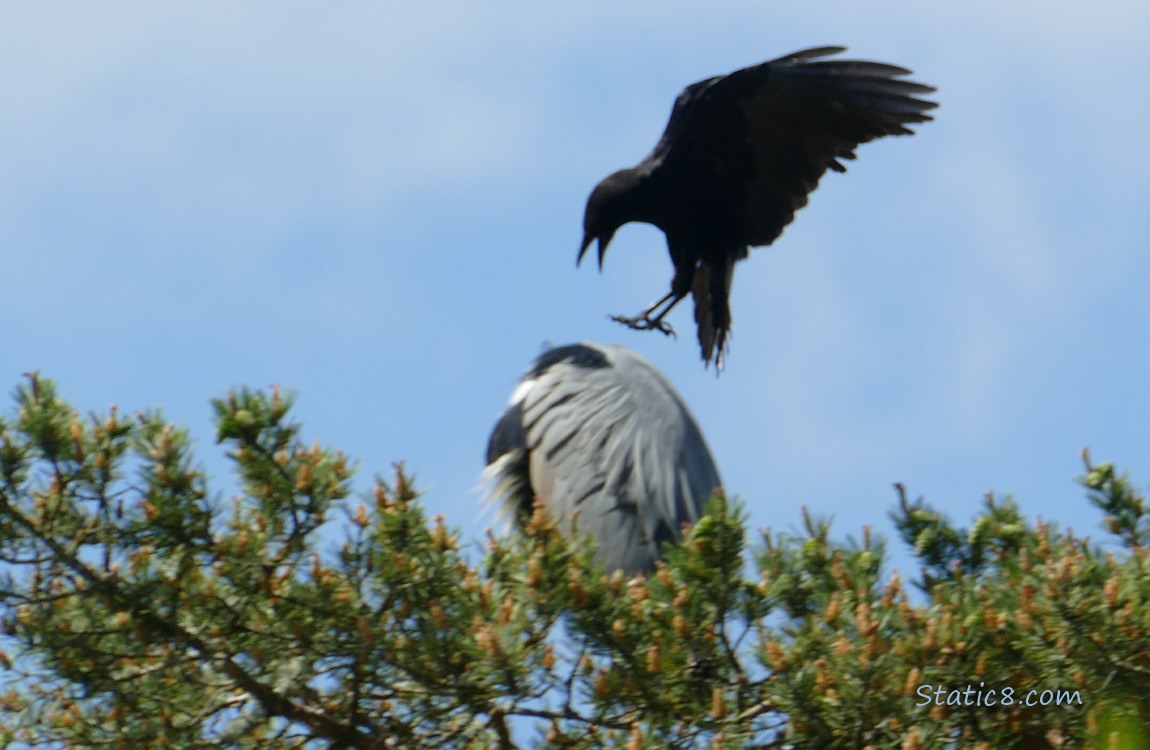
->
xmin=650 ymin=46 xmax=937 ymax=247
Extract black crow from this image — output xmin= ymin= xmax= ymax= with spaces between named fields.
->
xmin=579 ymin=46 xmax=937 ymax=370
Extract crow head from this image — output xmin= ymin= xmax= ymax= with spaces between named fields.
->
xmin=579 ymin=169 xmax=641 ymax=270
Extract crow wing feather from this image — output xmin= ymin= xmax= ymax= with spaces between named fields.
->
xmin=648 ymin=46 xmax=937 ymax=246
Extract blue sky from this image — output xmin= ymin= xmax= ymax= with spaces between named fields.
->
xmin=2 ymin=2 xmax=1148 ymax=579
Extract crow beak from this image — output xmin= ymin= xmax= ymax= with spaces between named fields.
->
xmin=577 ymin=232 xmax=610 ymax=270
xmin=577 ymin=232 xmax=595 ymax=267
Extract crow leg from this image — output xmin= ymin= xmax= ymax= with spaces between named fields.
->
xmin=609 ymin=290 xmax=685 ymax=337
xmin=610 ymin=263 xmax=695 ymax=336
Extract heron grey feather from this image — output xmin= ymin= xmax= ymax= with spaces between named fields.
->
xmin=485 ymin=343 xmax=722 ymax=573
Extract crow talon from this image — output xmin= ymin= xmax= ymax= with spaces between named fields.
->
xmin=610 ymin=314 xmax=676 ymax=338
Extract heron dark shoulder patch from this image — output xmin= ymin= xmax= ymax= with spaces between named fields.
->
xmin=486 ymin=400 xmax=526 ymax=464
xmin=529 ymin=344 xmax=610 ymax=378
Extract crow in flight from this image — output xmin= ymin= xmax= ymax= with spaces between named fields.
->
xmin=579 ymin=46 xmax=937 ymax=370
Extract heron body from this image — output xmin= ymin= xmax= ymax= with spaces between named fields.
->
xmin=485 ymin=343 xmax=721 ymax=574
xmin=580 ymin=46 xmax=938 ymax=370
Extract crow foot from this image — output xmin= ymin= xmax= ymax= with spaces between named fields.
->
xmin=609 ymin=313 xmax=676 ymax=338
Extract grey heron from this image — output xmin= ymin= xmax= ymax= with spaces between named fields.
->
xmin=580 ymin=46 xmax=937 ymax=369
xmin=485 ymin=343 xmax=722 ymax=574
